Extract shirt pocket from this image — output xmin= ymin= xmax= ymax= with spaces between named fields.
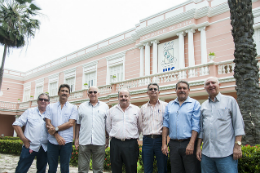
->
xmin=28 ymin=118 xmax=41 ymax=127
xmin=217 ymin=109 xmax=230 ymax=121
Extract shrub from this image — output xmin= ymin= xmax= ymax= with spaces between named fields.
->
xmin=0 ymin=136 xmax=20 ymax=140
xmin=0 ymin=139 xmax=23 ymax=155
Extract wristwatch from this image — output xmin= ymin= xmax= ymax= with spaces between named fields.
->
xmin=235 ymin=141 xmax=242 ymax=146
xmin=55 ymin=127 xmax=59 ymax=132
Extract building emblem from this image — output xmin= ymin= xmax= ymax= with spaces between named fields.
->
xmin=161 ymin=41 xmax=177 ymax=72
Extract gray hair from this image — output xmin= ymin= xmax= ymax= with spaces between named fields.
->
xmin=176 ymin=80 xmax=190 ymax=89
xmin=118 ymin=88 xmax=131 ymax=98
xmin=147 ymin=83 xmax=160 ymax=91
xmin=204 ymin=77 xmax=219 ymax=86
xmin=37 ymin=93 xmax=50 ymax=102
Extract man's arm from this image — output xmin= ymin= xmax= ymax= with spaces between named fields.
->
xmin=233 ymin=135 xmax=242 ymax=160
xmin=162 ymin=127 xmax=169 ymax=156
xmin=13 ymin=125 xmax=30 ymax=148
xmin=106 ymin=109 xmax=112 ymax=134
xmin=74 ymin=124 xmax=80 ymax=149
xmin=196 ymin=138 xmax=203 ymax=161
xmin=186 ymin=130 xmax=198 ymax=155
xmin=47 ymin=119 xmax=75 ymax=135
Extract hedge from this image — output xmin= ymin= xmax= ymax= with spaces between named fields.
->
xmin=1 ymin=138 xmax=260 ymax=173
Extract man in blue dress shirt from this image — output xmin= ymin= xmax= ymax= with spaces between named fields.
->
xmin=45 ymin=84 xmax=78 ymax=173
xmin=13 ymin=93 xmax=50 ymax=173
xmin=162 ymin=80 xmax=201 ymax=173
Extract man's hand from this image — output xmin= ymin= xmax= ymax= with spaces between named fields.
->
xmin=48 ymin=126 xmax=56 ymax=135
xmin=233 ymin=144 xmax=242 ymax=160
xmin=161 ymin=144 xmax=168 ymax=156
xmin=196 ymin=146 xmax=202 ymax=161
xmin=105 ymin=138 xmax=109 ymax=148
xmin=74 ymin=138 xmax=79 ymax=149
xmin=186 ymin=142 xmax=194 ymax=155
xmin=22 ymin=137 xmax=31 ymax=148
xmin=54 ymin=133 xmax=65 ymax=145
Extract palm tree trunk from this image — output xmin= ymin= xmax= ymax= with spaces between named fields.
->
xmin=228 ymin=0 xmax=260 ymax=145
xmin=0 ymin=44 xmax=7 ymax=92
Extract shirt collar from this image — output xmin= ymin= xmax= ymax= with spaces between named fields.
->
xmin=58 ymin=101 xmax=67 ymax=107
xmin=173 ymin=96 xmax=192 ymax=104
xmin=208 ymin=92 xmax=221 ymax=102
xmin=116 ymin=103 xmax=132 ymax=110
xmin=88 ymin=100 xmax=100 ymax=106
xmin=147 ymin=99 xmax=160 ymax=106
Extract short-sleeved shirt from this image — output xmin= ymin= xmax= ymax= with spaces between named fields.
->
xmin=77 ymin=101 xmax=109 ymax=145
xmin=12 ymin=107 xmax=48 ymax=152
xmin=45 ymin=101 xmax=78 ymax=145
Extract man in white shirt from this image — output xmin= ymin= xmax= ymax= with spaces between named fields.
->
xmin=106 ymin=88 xmax=141 ymax=173
xmin=13 ymin=93 xmax=50 ymax=173
xmin=45 ymin=84 xmax=78 ymax=173
xmin=75 ymin=86 xmax=109 ymax=173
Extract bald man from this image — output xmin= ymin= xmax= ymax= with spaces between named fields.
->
xmin=75 ymin=86 xmax=109 ymax=173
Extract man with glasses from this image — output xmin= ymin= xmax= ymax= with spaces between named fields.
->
xmin=75 ymin=86 xmax=109 ymax=173
xmin=162 ymin=80 xmax=201 ymax=173
xmin=45 ymin=84 xmax=78 ymax=173
xmin=139 ymin=83 xmax=168 ymax=173
xmin=13 ymin=93 xmax=50 ymax=173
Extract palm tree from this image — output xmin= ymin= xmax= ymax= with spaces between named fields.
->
xmin=0 ymin=0 xmax=40 ymax=91
xmin=228 ymin=0 xmax=260 ymax=145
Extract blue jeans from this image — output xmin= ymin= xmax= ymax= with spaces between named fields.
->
xmin=16 ymin=146 xmax=47 ymax=173
xmin=201 ymin=154 xmax=238 ymax=173
xmin=142 ymin=136 xmax=167 ymax=173
xmin=47 ymin=142 xmax=72 ymax=173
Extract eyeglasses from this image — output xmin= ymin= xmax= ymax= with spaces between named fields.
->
xmin=38 ymin=98 xmax=49 ymax=102
xmin=88 ymin=91 xmax=98 ymax=94
xmin=148 ymin=88 xmax=158 ymax=91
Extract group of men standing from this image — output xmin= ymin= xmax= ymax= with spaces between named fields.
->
xmin=12 ymin=76 xmax=245 ymax=173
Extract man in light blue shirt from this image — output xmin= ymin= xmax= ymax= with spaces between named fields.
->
xmin=13 ymin=93 xmax=50 ymax=173
xmin=45 ymin=84 xmax=78 ymax=173
xmin=162 ymin=80 xmax=201 ymax=173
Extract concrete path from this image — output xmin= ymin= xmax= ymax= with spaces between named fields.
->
xmin=0 ymin=153 xmax=111 ymax=173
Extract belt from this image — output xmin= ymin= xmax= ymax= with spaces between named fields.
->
xmin=171 ymin=138 xmax=191 ymax=142
xmin=144 ymin=135 xmax=162 ymax=139
xmin=112 ymin=137 xmax=137 ymax=142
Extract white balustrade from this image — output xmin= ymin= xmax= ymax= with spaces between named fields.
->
xmin=19 ymin=102 xmax=30 ymax=109
xmin=218 ymin=63 xmax=235 ymax=74
xmin=99 ymin=85 xmax=112 ymax=94
xmin=31 ymin=100 xmax=38 ymax=107
xmin=0 ymin=101 xmax=17 ymax=110
xmin=68 ymin=91 xmax=84 ymax=100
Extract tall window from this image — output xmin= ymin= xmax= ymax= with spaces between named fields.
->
xmin=84 ymin=72 xmax=96 ymax=87
xmin=110 ymin=64 xmax=123 ymax=83
xmin=254 ymin=28 xmax=260 ymax=55
xmin=23 ymin=89 xmax=30 ymax=102
xmin=49 ymin=82 xmax=58 ymax=96
xmin=35 ymin=86 xmax=43 ymax=98
xmin=65 ymin=77 xmax=75 ymax=93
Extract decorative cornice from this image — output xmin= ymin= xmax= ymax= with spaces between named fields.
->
xmin=82 ymin=60 xmax=98 ymax=69
xmin=63 ymin=67 xmax=76 ymax=74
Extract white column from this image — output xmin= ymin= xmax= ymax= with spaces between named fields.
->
xmin=185 ymin=29 xmax=195 ymax=67
xmin=176 ymin=32 xmax=185 ymax=69
xmin=106 ymin=60 xmax=110 ymax=85
xmin=13 ymin=115 xmax=19 ymax=137
xmin=198 ymin=27 xmax=207 ymax=64
xmin=139 ymin=46 xmax=144 ymax=77
xmin=144 ymin=42 xmax=151 ymax=76
xmin=151 ymin=40 xmax=159 ymax=74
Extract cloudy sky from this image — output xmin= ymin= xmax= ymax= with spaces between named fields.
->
xmin=0 ymin=0 xmax=187 ymax=72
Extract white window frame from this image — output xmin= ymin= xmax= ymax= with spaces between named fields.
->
xmin=48 ymin=73 xmax=59 ymax=96
xmin=253 ymin=27 xmax=260 ymax=55
xmin=82 ymin=61 xmax=98 ymax=89
xmin=106 ymin=52 xmax=125 ymax=85
xmin=34 ymin=78 xmax=44 ymax=99
xmin=64 ymin=68 xmax=76 ymax=93
xmin=23 ymin=82 xmax=31 ymax=102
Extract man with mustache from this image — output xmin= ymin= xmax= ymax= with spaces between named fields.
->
xmin=140 ymin=83 xmax=168 ymax=173
xmin=106 ymin=88 xmax=141 ymax=173
xmin=162 ymin=80 xmax=201 ymax=173
xmin=45 ymin=84 xmax=78 ymax=173
xmin=13 ymin=93 xmax=50 ymax=173
xmin=196 ymin=77 xmax=245 ymax=173
xmin=75 ymin=86 xmax=109 ymax=173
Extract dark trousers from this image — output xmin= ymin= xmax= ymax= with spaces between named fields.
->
xmin=169 ymin=139 xmax=200 ymax=173
xmin=16 ymin=146 xmax=47 ymax=173
xmin=47 ymin=142 xmax=72 ymax=173
xmin=142 ymin=136 xmax=167 ymax=173
xmin=110 ymin=138 xmax=139 ymax=173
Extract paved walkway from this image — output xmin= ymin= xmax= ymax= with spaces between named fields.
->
xmin=0 ymin=153 xmax=110 ymax=173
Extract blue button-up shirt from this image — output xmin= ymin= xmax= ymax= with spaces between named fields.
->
xmin=163 ymin=97 xmax=201 ymax=139
xmin=12 ymin=107 xmax=48 ymax=152
xmin=45 ymin=101 xmax=78 ymax=145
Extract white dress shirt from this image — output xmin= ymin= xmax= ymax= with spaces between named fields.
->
xmin=12 ymin=107 xmax=48 ymax=152
xmin=45 ymin=101 xmax=78 ymax=145
xmin=106 ymin=104 xmax=141 ymax=140
xmin=77 ymin=101 xmax=109 ymax=145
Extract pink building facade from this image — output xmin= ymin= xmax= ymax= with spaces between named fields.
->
xmin=1 ymin=0 xmax=260 ymax=136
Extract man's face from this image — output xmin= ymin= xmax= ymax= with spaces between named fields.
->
xmin=58 ymin=87 xmax=70 ymax=101
xmin=118 ymin=90 xmax=130 ymax=107
xmin=88 ymin=87 xmax=98 ymax=103
xmin=176 ymin=83 xmax=190 ymax=101
xmin=204 ymin=78 xmax=220 ymax=97
xmin=37 ymin=95 xmax=49 ymax=110
xmin=147 ymin=85 xmax=160 ymax=100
